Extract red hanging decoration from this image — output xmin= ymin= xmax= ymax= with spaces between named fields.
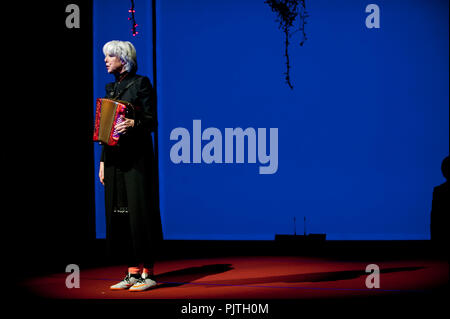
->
xmin=128 ymin=0 xmax=138 ymax=36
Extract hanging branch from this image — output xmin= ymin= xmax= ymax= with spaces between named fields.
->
xmin=128 ymin=0 xmax=139 ymax=36
xmin=265 ymin=0 xmax=308 ymax=89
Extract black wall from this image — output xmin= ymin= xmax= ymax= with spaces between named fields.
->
xmin=13 ymin=1 xmax=95 ymax=276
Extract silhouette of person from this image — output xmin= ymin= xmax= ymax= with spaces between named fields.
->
xmin=430 ymin=156 xmax=449 ymax=249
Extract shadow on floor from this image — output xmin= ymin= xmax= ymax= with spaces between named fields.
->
xmin=155 ymin=264 xmax=234 ymax=288
xmin=156 ymin=266 xmax=424 ymax=287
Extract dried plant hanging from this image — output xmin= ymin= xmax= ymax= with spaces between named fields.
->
xmin=265 ymin=0 xmax=309 ymax=89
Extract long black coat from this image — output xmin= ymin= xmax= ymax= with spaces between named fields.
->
xmin=101 ymin=72 xmax=163 ymax=264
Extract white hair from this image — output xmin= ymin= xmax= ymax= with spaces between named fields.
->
xmin=103 ymin=40 xmax=137 ymax=72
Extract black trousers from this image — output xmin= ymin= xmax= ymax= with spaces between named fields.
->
xmin=106 ymin=165 xmax=162 ymax=269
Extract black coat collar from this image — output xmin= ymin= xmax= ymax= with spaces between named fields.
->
xmin=106 ymin=73 xmax=139 ymax=99
xmin=115 ymin=71 xmax=128 ymax=82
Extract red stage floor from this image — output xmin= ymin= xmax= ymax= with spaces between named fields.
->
xmin=18 ymin=256 xmax=448 ymax=299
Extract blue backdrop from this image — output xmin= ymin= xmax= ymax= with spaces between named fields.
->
xmin=93 ymin=0 xmax=448 ymax=240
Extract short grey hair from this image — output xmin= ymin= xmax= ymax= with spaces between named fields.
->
xmin=103 ymin=40 xmax=137 ymax=72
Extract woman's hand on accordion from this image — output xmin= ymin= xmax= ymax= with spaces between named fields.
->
xmin=114 ymin=117 xmax=135 ymax=134
xmin=99 ymin=161 xmax=105 ymax=186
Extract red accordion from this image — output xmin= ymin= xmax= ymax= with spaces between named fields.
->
xmin=93 ymin=98 xmax=134 ymax=146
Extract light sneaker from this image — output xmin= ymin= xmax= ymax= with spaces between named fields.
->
xmin=128 ymin=274 xmax=157 ymax=292
xmin=110 ymin=274 xmax=139 ymax=290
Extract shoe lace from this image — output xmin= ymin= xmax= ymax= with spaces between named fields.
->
xmin=123 ymin=274 xmax=131 ymax=284
xmin=136 ymin=273 xmax=156 ymax=284
xmin=123 ymin=274 xmax=134 ymax=284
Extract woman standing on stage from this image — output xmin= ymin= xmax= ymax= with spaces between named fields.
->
xmin=98 ymin=40 xmax=162 ymax=292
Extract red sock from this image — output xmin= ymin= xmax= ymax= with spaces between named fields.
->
xmin=128 ymin=267 xmax=140 ymax=275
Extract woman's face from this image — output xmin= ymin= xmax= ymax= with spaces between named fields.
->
xmin=104 ymin=54 xmax=124 ymax=74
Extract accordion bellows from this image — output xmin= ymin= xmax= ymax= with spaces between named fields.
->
xmin=93 ymin=98 xmax=133 ymax=146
